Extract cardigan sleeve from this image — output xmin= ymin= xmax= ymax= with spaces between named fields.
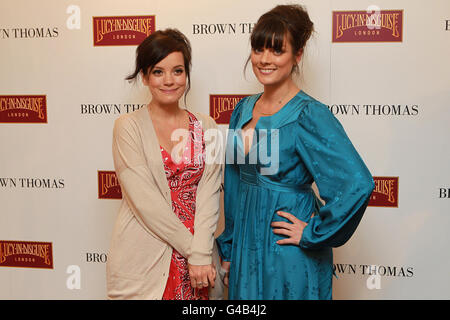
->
xmin=295 ymin=101 xmax=375 ymax=250
xmin=112 ymin=115 xmax=193 ymax=259
xmin=189 ymin=115 xmax=223 ymax=265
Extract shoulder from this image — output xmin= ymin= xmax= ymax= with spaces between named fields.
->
xmin=113 ymin=107 xmax=147 ymax=135
xmin=229 ymin=94 xmax=258 ymax=127
xmin=295 ymin=91 xmax=345 ymax=133
xmin=297 ymin=91 xmax=331 ymax=118
xmin=295 ymin=91 xmax=338 ymax=124
xmin=234 ymin=94 xmax=256 ymax=114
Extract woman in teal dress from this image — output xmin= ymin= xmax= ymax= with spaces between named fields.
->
xmin=216 ymin=4 xmax=375 ymax=300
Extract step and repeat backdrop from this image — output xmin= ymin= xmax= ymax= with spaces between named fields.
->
xmin=1 ymin=0 xmax=449 ymax=299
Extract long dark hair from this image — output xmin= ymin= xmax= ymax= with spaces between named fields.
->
xmin=126 ymin=28 xmax=192 ymax=97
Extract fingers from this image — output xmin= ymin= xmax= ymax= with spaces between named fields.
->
xmin=188 ymin=265 xmax=199 ymax=289
xmin=272 ymin=227 xmax=293 ymax=237
xmin=276 ymin=238 xmax=298 ymax=245
xmin=189 ymin=273 xmax=197 ymax=289
xmin=276 ymin=210 xmax=299 ymax=223
xmin=208 ymin=267 xmax=215 ymax=288
xmin=188 ymin=264 xmax=216 ymax=289
xmin=208 ymin=264 xmax=216 ymax=288
xmin=271 ymin=221 xmax=293 ymax=229
xmin=220 ymin=261 xmax=230 ymax=288
xmin=272 ymin=211 xmax=308 ymax=246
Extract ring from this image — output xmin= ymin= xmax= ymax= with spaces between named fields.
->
xmin=197 ymin=282 xmax=204 ymax=285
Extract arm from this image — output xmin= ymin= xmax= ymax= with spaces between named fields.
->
xmin=189 ymin=116 xmax=223 ymax=266
xmin=216 ymin=161 xmax=240 ymax=261
xmin=112 ymin=115 xmax=193 ymax=258
xmin=296 ymin=101 xmax=375 ymax=250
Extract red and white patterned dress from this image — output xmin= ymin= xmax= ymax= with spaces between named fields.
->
xmin=161 ymin=111 xmax=208 ymax=300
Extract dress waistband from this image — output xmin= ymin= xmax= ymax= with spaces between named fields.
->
xmin=239 ymin=169 xmax=311 ymax=193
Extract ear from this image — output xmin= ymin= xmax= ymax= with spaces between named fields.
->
xmin=295 ymin=49 xmax=303 ymax=64
xmin=141 ymin=70 xmax=149 ymax=86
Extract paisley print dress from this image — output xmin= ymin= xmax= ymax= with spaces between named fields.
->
xmin=161 ymin=111 xmax=208 ymax=300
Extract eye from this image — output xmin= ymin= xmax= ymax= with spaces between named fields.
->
xmin=273 ymin=48 xmax=284 ymax=56
xmin=253 ymin=48 xmax=264 ymax=54
xmin=174 ymin=68 xmax=185 ymax=75
xmin=152 ymin=69 xmax=163 ymax=76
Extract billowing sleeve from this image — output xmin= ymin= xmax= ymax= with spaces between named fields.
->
xmin=189 ymin=116 xmax=223 ymax=266
xmin=296 ymin=101 xmax=375 ymax=250
xmin=216 ymin=100 xmax=245 ymax=262
xmin=112 ymin=115 xmax=193 ymax=259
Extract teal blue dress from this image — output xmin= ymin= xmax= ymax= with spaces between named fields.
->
xmin=216 ymin=90 xmax=374 ymax=300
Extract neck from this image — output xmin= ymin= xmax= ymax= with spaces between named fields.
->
xmin=262 ymin=78 xmax=299 ymax=104
xmin=148 ymin=100 xmax=183 ymax=119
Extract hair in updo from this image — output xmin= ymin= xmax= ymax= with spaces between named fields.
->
xmin=126 ymin=28 xmax=192 ymax=96
xmin=247 ymin=4 xmax=314 ymax=74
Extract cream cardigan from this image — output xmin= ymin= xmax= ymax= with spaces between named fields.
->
xmin=106 ymin=106 xmax=223 ymax=299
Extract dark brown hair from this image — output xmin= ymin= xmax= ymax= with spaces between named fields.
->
xmin=246 ymin=4 xmax=314 ymax=74
xmin=126 ymin=28 xmax=192 ymax=96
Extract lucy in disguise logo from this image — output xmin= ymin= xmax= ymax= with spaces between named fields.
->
xmin=0 ymin=240 xmax=53 ymax=269
xmin=210 ymin=94 xmax=250 ymax=124
xmin=98 ymin=171 xmax=122 ymax=199
xmin=332 ymin=9 xmax=403 ymax=42
xmin=0 ymin=95 xmax=47 ymax=123
xmin=93 ymin=15 xmax=155 ymax=46
xmin=369 ymin=177 xmax=399 ymax=207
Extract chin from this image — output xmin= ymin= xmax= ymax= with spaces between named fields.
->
xmin=162 ymin=97 xmax=184 ymax=105
xmin=257 ymin=77 xmax=280 ymax=86
xmin=154 ymin=92 xmax=184 ymax=104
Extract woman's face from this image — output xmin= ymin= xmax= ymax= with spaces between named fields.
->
xmin=143 ymin=51 xmax=187 ymax=106
xmin=250 ymin=35 xmax=302 ymax=87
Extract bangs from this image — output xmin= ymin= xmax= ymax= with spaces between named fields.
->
xmin=250 ymin=17 xmax=287 ymax=52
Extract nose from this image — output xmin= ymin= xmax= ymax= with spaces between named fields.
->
xmin=163 ymin=72 xmax=174 ymax=86
xmin=260 ymin=49 xmax=271 ymax=64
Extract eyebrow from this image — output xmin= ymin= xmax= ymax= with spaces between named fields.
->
xmin=153 ymin=65 xmax=185 ymax=70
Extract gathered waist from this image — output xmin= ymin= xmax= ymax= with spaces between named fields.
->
xmin=239 ymin=168 xmax=312 ymax=194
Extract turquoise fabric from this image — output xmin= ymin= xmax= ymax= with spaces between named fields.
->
xmin=216 ymin=90 xmax=374 ymax=300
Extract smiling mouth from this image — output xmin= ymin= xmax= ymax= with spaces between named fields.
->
xmin=258 ymin=68 xmax=276 ymax=75
xmin=160 ymin=88 xmax=180 ymax=94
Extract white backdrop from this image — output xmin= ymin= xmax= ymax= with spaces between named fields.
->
xmin=0 ymin=0 xmax=449 ymax=299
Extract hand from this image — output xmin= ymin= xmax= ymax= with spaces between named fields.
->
xmin=271 ymin=211 xmax=310 ymax=245
xmin=220 ymin=261 xmax=230 ymax=287
xmin=188 ymin=263 xmax=216 ymax=289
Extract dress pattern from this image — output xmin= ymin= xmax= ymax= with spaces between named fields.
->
xmin=216 ymin=90 xmax=374 ymax=299
xmin=161 ymin=111 xmax=208 ymax=300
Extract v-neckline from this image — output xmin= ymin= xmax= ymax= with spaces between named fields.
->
xmin=149 ymin=108 xmax=192 ymax=157
xmin=238 ymin=90 xmax=302 ymax=157
xmin=159 ymin=112 xmax=194 ymax=162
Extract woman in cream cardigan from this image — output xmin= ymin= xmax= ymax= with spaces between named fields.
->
xmin=106 ymin=29 xmax=223 ymax=300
